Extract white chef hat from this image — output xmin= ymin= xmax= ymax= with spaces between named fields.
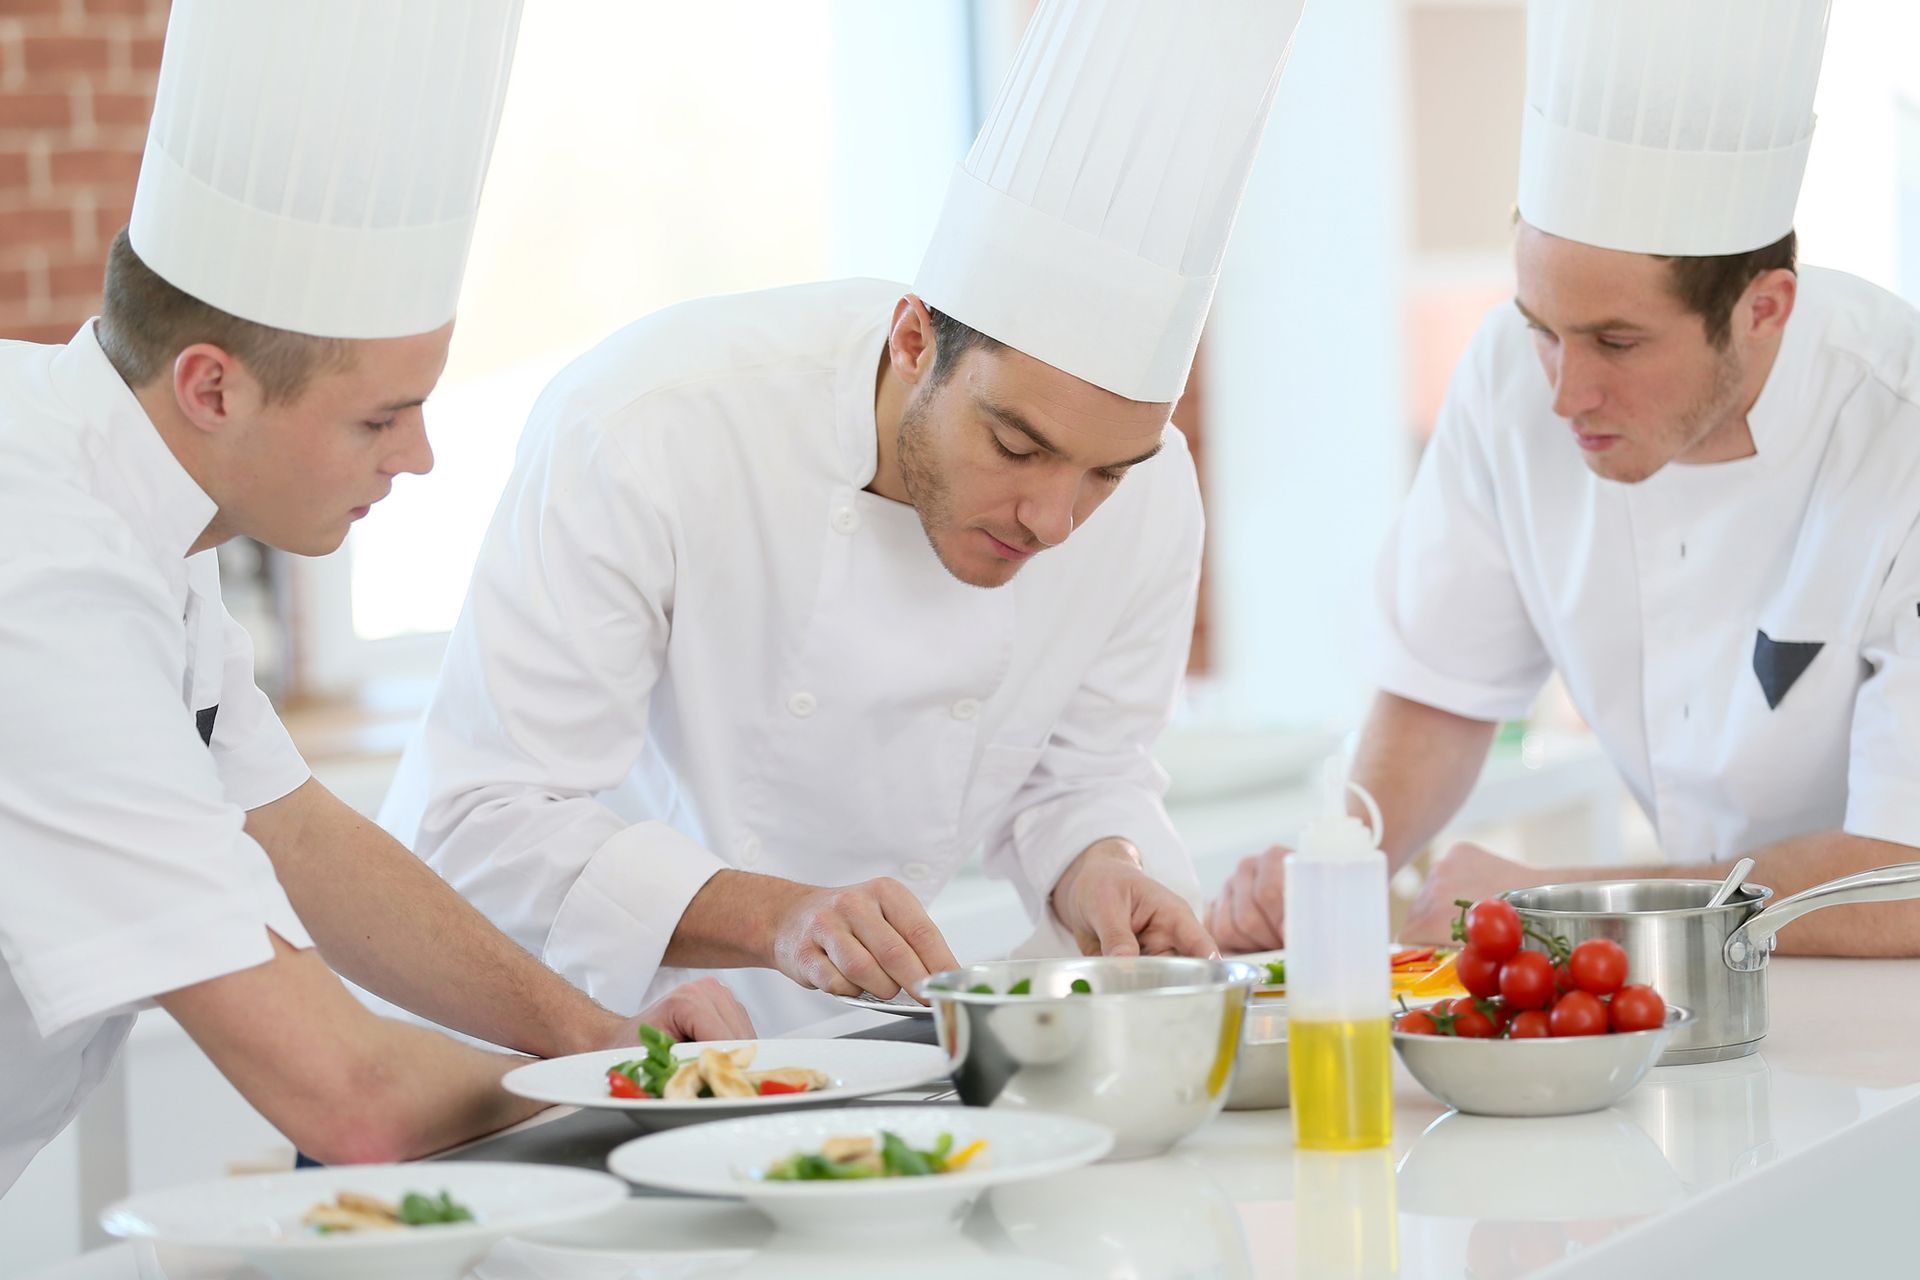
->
xmin=128 ymin=0 xmax=521 ymax=340
xmin=1517 ymin=0 xmax=1831 ymax=257
xmin=913 ymin=0 xmax=1306 ymax=404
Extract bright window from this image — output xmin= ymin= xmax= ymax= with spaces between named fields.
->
xmin=290 ymin=0 xmax=984 ymax=695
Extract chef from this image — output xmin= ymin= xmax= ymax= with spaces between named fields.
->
xmin=380 ymin=0 xmax=1311 ymax=1033
xmin=0 ymin=0 xmax=748 ymax=1197
xmin=1209 ymin=0 xmax=1920 ymax=957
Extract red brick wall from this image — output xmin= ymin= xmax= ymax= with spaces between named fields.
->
xmin=0 ymin=0 xmax=168 ymax=345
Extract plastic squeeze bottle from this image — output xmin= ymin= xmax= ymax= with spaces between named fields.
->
xmin=1285 ymin=761 xmax=1393 ymax=1150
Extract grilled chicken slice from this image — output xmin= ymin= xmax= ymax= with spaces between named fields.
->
xmin=700 ymin=1047 xmax=756 ymax=1098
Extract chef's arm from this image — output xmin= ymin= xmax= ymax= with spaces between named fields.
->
xmin=158 ymin=930 xmax=542 ymax=1165
xmin=245 ymin=777 xmax=631 ymax=1057
xmin=1352 ymin=692 xmax=1501 ymax=869
xmin=1529 ymin=832 xmax=1920 ymax=957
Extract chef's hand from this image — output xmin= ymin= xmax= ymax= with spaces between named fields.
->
xmin=772 ymin=878 xmax=961 ymax=1003
xmin=1402 ymin=841 xmax=1543 ymax=943
xmin=1205 ymin=845 xmax=1292 ymax=953
xmin=609 ymin=977 xmax=756 ymax=1047
xmin=1050 ymin=838 xmax=1217 ymax=958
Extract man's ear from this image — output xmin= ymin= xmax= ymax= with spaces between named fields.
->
xmin=1740 ymin=267 xmax=1797 ymax=345
xmin=889 ymin=294 xmax=938 ymax=387
xmin=171 ymin=343 xmax=255 ymax=436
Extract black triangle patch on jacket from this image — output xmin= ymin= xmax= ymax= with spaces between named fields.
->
xmin=1752 ymin=632 xmax=1822 ymax=710
xmin=197 ymin=704 xmax=219 ymax=747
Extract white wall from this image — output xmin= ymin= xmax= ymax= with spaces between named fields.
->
xmin=1199 ymin=0 xmax=1410 ymax=732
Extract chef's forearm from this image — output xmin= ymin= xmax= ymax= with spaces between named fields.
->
xmin=1555 ymin=832 xmax=1920 ymax=958
xmin=665 ymin=869 xmax=814 ymax=968
xmin=245 ymin=779 xmax=626 ymax=1057
xmin=1352 ymin=691 xmax=1500 ymax=868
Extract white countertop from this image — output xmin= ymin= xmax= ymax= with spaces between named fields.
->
xmin=36 ymin=955 xmax=1919 ymax=1280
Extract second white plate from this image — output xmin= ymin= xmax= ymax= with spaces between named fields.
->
xmin=502 ymin=1038 xmax=949 ymax=1130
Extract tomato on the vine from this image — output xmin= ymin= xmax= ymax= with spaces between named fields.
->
xmin=1456 ymin=945 xmax=1504 ymax=999
xmin=1548 ymin=989 xmax=1609 ymax=1037
xmin=1464 ymin=898 xmax=1523 ymax=962
xmin=1498 ymin=950 xmax=1556 ymax=1011
xmin=1569 ymin=939 xmax=1629 ymax=997
xmin=1448 ymin=997 xmax=1497 ymax=1038
xmin=1396 ymin=1009 xmax=1438 ymax=1035
xmin=1508 ymin=1010 xmax=1551 ymax=1038
xmin=1609 ymin=984 xmax=1667 ymax=1033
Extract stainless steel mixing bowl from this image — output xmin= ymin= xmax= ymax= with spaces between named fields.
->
xmin=1392 ymin=1006 xmax=1691 ymax=1116
xmin=917 ymin=956 xmax=1258 ymax=1159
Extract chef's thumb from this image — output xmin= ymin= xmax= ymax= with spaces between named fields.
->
xmin=1096 ymin=912 xmax=1142 ymax=958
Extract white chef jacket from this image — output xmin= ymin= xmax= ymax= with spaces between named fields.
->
xmin=0 ymin=324 xmax=312 ymax=1196
xmin=380 ymin=278 xmax=1205 ymax=1034
xmin=1376 ymin=266 xmax=1920 ymax=864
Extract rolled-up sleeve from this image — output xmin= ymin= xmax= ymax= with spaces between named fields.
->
xmin=1373 ymin=326 xmax=1553 ymax=722
xmin=0 ymin=546 xmax=310 ymax=1037
xmin=981 ymin=445 xmax=1206 ymax=944
xmin=380 ymin=396 xmax=724 ymax=1015
xmin=1844 ymin=516 xmax=1920 ymax=847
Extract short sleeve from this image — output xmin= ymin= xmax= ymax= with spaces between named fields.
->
xmin=1372 ymin=325 xmax=1554 ymax=721
xmin=0 ymin=546 xmax=311 ymax=1037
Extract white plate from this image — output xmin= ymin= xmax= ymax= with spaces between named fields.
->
xmin=834 ymin=990 xmax=935 ymax=1018
xmin=99 ymin=1162 xmax=626 ymax=1280
xmin=502 ymin=1039 xmax=950 ymax=1129
xmin=608 ymin=1105 xmax=1113 ymax=1238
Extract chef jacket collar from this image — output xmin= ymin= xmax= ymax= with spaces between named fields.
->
xmin=1739 ymin=286 xmax=1819 ymax=470
xmin=49 ymin=320 xmax=218 ymax=562
xmin=833 ymin=298 xmax=896 ymax=491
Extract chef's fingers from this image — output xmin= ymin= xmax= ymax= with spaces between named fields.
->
xmin=802 ymin=936 xmax=870 ymax=997
xmin=1246 ymin=853 xmax=1289 ymax=949
xmin=643 ymin=976 xmax=756 ymax=1040
xmin=1085 ymin=883 xmax=1142 ymax=958
xmin=1151 ymin=897 xmax=1217 ymax=959
xmin=873 ymin=879 xmax=960 ymax=996
xmin=1219 ymin=864 xmax=1277 ymax=953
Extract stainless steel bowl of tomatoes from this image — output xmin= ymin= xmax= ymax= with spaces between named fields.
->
xmin=1389 ymin=897 xmax=1691 ymax=1117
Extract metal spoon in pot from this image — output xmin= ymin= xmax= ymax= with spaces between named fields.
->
xmin=1705 ymin=857 xmax=1756 ymax=909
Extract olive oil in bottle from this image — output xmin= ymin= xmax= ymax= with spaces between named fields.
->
xmin=1284 ymin=764 xmax=1393 ymax=1151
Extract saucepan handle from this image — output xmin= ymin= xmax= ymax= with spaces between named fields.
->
xmin=1724 ymin=861 xmax=1920 ymax=971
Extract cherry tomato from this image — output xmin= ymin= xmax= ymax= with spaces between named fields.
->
xmin=1509 ymin=1010 xmax=1552 ymax=1038
xmin=1448 ymin=997 xmax=1497 ymax=1038
xmin=1569 ymin=939 xmax=1629 ymax=997
xmin=1396 ymin=1009 xmax=1439 ymax=1035
xmin=1498 ymin=950 xmax=1556 ymax=1011
xmin=607 ymin=1070 xmax=646 ymax=1099
xmin=1456 ymin=945 xmax=1504 ymax=999
xmin=1548 ymin=989 xmax=1609 ymax=1037
xmin=756 ymin=1079 xmax=810 ymax=1096
xmin=1609 ymin=984 xmax=1667 ymax=1033
xmin=1465 ymin=898 xmax=1523 ymax=963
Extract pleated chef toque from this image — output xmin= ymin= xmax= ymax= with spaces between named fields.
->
xmin=129 ymin=0 xmax=522 ymax=339
xmin=1517 ymin=0 xmax=1832 ymax=257
xmin=912 ymin=0 xmax=1308 ymax=404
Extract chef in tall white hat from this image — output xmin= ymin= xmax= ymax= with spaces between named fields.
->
xmin=0 ymin=0 xmax=749 ymax=1196
xmin=1211 ymin=0 xmax=1920 ymax=960
xmin=380 ymin=0 xmax=1310 ymax=1033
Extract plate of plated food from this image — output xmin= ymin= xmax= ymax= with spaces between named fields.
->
xmin=607 ymin=1105 xmax=1113 ymax=1238
xmin=501 ymin=1024 xmax=950 ymax=1130
xmin=1233 ymin=944 xmax=1467 ymax=1005
xmin=100 ymin=1162 xmax=626 ymax=1280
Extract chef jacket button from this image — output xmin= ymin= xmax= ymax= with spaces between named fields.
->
xmin=788 ymin=691 xmax=817 ymax=718
xmin=741 ymin=835 xmax=763 ymax=866
xmin=950 ymin=698 xmax=980 ymax=721
xmin=832 ymin=505 xmax=860 ymax=535
xmin=903 ymin=861 xmax=932 ymax=881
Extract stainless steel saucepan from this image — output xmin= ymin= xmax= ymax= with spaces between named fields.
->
xmin=1504 ymin=862 xmax=1920 ymax=1065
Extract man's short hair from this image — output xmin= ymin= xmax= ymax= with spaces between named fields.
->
xmin=925 ymin=306 xmax=1003 ymax=390
xmin=1658 ymin=230 xmax=1798 ymax=349
xmin=97 ymin=229 xmax=352 ymax=402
